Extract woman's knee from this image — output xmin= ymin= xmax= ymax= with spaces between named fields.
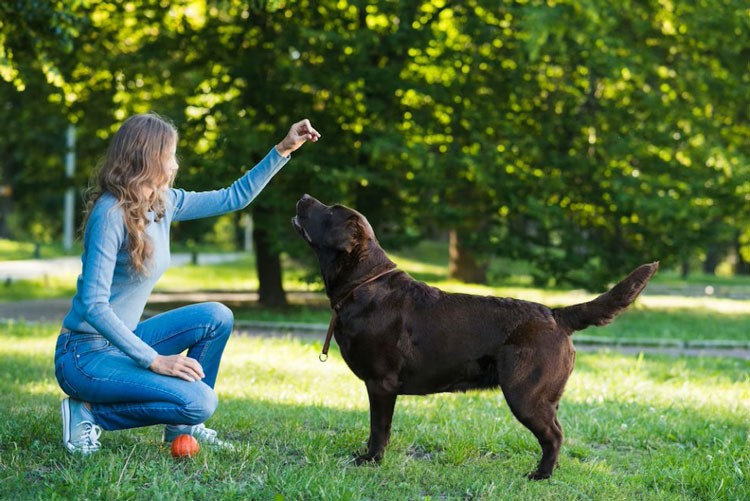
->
xmin=181 ymin=384 xmax=219 ymax=424
xmin=204 ymin=302 xmax=234 ymax=335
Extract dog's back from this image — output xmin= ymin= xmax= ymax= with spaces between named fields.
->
xmin=378 ymin=274 xmax=561 ymax=394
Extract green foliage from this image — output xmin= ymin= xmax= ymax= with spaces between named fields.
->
xmin=1 ymin=0 xmax=749 ymax=291
xmin=0 ymin=0 xmax=83 ymax=91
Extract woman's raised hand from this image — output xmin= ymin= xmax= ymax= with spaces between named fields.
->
xmin=276 ymin=119 xmax=321 ymax=157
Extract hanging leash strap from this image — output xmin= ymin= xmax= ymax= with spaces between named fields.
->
xmin=319 ymin=314 xmax=337 ymax=362
xmin=319 ymin=267 xmax=398 ymax=362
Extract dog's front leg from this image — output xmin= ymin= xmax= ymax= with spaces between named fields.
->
xmin=354 ymin=381 xmax=397 ymax=465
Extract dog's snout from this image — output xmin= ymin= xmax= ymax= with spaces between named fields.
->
xmin=296 ymin=194 xmax=325 ymax=215
xmin=296 ymin=195 xmax=312 ymax=214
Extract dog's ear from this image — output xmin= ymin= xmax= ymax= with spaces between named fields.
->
xmin=332 ymin=215 xmax=372 ymax=254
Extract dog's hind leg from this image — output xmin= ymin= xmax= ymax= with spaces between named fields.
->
xmin=502 ymin=386 xmax=565 ymax=480
xmin=498 ymin=341 xmax=574 ymax=480
xmin=355 ymin=381 xmax=397 ymax=465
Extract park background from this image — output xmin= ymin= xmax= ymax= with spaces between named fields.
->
xmin=1 ymin=1 xmax=748 ymax=499
xmin=2 ymin=0 xmax=750 ymax=300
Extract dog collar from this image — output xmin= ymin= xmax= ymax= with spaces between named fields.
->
xmin=320 ymin=267 xmax=399 ymax=362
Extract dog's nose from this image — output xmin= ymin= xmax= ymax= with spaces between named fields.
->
xmin=298 ymin=194 xmax=319 ymax=207
xmin=296 ymin=194 xmax=314 ymax=213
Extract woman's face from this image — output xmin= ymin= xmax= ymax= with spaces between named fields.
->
xmin=161 ymin=141 xmax=179 ymax=189
xmin=143 ymin=140 xmax=178 ymax=198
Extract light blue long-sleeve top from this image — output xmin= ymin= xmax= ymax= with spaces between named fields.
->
xmin=61 ymin=147 xmax=289 ymax=368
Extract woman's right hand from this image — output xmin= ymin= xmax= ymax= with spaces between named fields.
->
xmin=149 ymin=354 xmax=205 ymax=382
xmin=275 ymin=119 xmax=321 ymax=157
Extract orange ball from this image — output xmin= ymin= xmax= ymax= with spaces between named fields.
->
xmin=171 ymin=434 xmax=200 ymax=458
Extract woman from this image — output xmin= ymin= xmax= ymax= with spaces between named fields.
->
xmin=54 ymin=113 xmax=320 ymax=454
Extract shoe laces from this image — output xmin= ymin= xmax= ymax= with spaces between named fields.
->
xmin=73 ymin=421 xmax=102 ymax=452
xmin=191 ymin=424 xmax=234 ymax=450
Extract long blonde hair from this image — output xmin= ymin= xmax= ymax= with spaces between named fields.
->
xmin=82 ymin=113 xmax=178 ymax=275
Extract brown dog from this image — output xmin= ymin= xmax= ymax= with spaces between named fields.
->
xmin=292 ymin=194 xmax=658 ymax=479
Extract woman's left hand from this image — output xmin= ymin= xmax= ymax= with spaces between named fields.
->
xmin=276 ymin=119 xmax=321 ymax=157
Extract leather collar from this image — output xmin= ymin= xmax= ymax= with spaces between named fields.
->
xmin=320 ymin=267 xmax=399 ymax=361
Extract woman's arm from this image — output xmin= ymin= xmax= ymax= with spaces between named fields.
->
xmin=171 ymin=119 xmax=320 ymax=222
xmin=79 ymin=202 xmax=160 ymax=368
xmin=170 ymin=146 xmax=288 ymax=222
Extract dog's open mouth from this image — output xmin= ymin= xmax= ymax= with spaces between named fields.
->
xmin=292 ymin=216 xmax=312 ymax=243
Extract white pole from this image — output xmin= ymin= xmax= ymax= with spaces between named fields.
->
xmin=63 ymin=124 xmax=75 ymax=251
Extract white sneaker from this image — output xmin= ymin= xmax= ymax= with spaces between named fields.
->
xmin=61 ymin=398 xmax=102 ymax=455
xmin=163 ymin=423 xmax=234 ymax=450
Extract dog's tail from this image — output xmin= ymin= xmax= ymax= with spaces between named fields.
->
xmin=553 ymin=262 xmax=659 ymax=334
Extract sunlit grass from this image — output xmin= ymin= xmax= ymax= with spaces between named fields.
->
xmin=0 ymin=275 xmax=78 ymax=301
xmin=1 ymin=322 xmax=748 ymax=499
xmin=388 ymin=251 xmax=446 ymax=278
xmin=157 ymin=257 xmax=259 ymax=291
xmin=641 ymin=294 xmax=750 ymax=314
xmin=0 ymin=238 xmax=78 ymax=259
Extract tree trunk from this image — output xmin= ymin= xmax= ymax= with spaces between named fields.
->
xmin=448 ymin=229 xmax=487 ymax=284
xmin=680 ymin=260 xmax=690 ymax=279
xmin=703 ymin=245 xmax=721 ymax=275
xmin=0 ymin=142 xmax=14 ymax=238
xmin=252 ymin=221 xmax=287 ymax=308
xmin=735 ymin=233 xmax=750 ymax=275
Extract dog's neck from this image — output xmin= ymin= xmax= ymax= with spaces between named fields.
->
xmin=330 ymin=265 xmax=398 ymax=311
xmin=323 ymin=241 xmax=397 ymax=309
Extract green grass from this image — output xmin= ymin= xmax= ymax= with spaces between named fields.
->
xmin=0 ymin=238 xmax=79 ymax=260
xmin=156 ymin=256 xmax=262 ymax=292
xmin=1 ymin=322 xmax=748 ymax=499
xmin=588 ymin=306 xmax=750 ymax=344
xmin=0 ymin=276 xmax=77 ymax=301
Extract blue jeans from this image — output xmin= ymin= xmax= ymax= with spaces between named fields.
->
xmin=54 ymin=302 xmax=233 ymax=431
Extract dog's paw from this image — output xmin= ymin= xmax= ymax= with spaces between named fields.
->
xmin=525 ymin=470 xmax=552 ymax=481
xmin=353 ymin=452 xmax=381 ymax=466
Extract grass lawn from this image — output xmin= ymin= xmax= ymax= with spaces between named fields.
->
xmin=1 ymin=322 xmax=748 ymax=499
xmin=0 ymin=239 xmax=77 ymax=260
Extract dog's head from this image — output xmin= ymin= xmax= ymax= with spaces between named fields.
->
xmin=292 ymin=194 xmax=375 ymax=255
xmin=293 ymin=194 xmax=395 ymax=296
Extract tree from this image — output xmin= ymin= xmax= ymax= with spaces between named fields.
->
xmin=2 ymin=0 xmax=749 ymax=295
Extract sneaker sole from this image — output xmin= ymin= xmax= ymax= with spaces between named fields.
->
xmin=61 ymin=399 xmax=71 ymax=448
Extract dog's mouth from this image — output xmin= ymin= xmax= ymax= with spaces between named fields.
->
xmin=292 ymin=215 xmax=312 ymax=244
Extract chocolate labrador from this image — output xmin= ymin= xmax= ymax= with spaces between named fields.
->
xmin=292 ymin=194 xmax=657 ymax=479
